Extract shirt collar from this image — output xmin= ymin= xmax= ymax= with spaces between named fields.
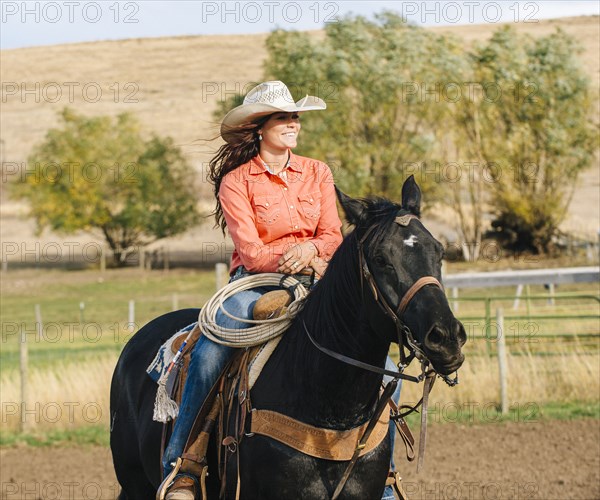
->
xmin=248 ymin=151 xmax=303 ymax=175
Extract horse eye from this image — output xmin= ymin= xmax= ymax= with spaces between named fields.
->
xmin=373 ymin=255 xmax=387 ymax=267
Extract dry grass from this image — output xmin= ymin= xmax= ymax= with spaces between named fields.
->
xmin=1 ymin=345 xmax=597 ymax=432
xmin=416 ymin=347 xmax=598 ymax=404
xmin=0 ymin=355 xmax=117 ymax=433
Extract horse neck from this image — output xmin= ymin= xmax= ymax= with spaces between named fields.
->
xmin=280 ymin=245 xmax=392 ymax=428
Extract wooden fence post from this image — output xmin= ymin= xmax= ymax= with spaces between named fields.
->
xmin=496 ymin=308 xmax=508 ymax=415
xmin=512 ymin=284 xmax=523 ymax=310
xmin=547 ymin=283 xmax=555 ymax=306
xmin=451 ymin=287 xmax=459 ymax=312
xmin=128 ymin=300 xmax=135 ymax=332
xmin=34 ymin=304 xmax=42 ymax=341
xmin=525 ymin=285 xmax=532 ymax=320
xmin=19 ymin=330 xmax=28 ymax=433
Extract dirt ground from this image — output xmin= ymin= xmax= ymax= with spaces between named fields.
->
xmin=0 ymin=419 xmax=598 ymax=500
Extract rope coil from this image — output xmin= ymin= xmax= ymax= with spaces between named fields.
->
xmin=198 ymin=273 xmax=308 ymax=347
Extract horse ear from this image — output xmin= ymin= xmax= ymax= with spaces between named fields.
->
xmin=401 ymin=175 xmax=421 ymax=216
xmin=335 ymin=187 xmax=366 ymax=226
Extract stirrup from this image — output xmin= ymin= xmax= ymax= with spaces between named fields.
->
xmin=386 ymin=471 xmax=409 ymax=500
xmin=156 ymin=457 xmax=182 ymax=500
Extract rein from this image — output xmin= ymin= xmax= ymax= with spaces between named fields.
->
xmin=303 ymin=321 xmax=420 ymax=383
xmin=304 ymin=213 xmax=459 ymax=499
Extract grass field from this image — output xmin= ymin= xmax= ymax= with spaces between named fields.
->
xmin=0 ymin=267 xmax=598 ymax=442
xmin=1 ymin=268 xmax=216 ymax=369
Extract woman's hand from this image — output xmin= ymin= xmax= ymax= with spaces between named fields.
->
xmin=277 ymin=241 xmax=317 ymax=274
xmin=308 ymin=255 xmax=328 ymax=278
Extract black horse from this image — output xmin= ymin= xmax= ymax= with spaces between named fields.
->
xmin=110 ymin=177 xmax=466 ymax=499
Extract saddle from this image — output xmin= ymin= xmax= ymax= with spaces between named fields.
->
xmin=159 ymin=290 xmax=414 ymax=499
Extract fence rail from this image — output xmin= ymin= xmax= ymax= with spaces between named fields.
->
xmin=440 ymin=292 xmax=599 ymax=401
xmin=447 ymin=291 xmax=599 ymax=414
xmin=444 ymin=266 xmax=600 ymax=288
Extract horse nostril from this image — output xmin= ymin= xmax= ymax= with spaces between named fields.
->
xmin=425 ymin=325 xmax=446 ymax=347
xmin=454 ymin=319 xmax=467 ymax=347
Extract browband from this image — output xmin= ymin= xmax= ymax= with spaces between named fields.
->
xmin=394 ymin=214 xmax=418 ymax=226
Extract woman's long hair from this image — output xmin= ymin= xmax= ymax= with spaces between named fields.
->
xmin=208 ymin=114 xmax=273 ymax=234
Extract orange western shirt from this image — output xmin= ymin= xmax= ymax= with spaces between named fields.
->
xmin=219 ymin=152 xmax=343 ymax=274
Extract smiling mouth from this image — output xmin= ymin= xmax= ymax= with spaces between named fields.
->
xmin=283 ymin=132 xmax=296 ymax=137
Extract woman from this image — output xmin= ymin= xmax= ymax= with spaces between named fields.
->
xmin=162 ymin=81 xmax=342 ymax=499
xmin=163 ymin=81 xmax=398 ymax=500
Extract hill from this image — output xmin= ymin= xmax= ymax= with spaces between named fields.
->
xmin=1 ymin=16 xmax=598 ymax=251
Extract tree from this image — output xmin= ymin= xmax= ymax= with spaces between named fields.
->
xmin=13 ymin=107 xmax=200 ymax=264
xmin=463 ymin=27 xmax=597 ymax=254
xmin=215 ymin=17 xmax=596 ymax=257
xmin=217 ymin=12 xmax=467 ymax=202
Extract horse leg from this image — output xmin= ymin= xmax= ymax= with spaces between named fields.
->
xmin=110 ymin=309 xmax=202 ymax=499
xmin=110 ymin=341 xmax=165 ymax=499
xmin=111 ymin=410 xmax=158 ymax=500
xmin=112 ymin=438 xmax=157 ymax=499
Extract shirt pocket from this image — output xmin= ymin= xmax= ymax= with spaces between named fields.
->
xmin=252 ymin=194 xmax=281 ymax=226
xmin=298 ymin=191 xmax=322 ymax=221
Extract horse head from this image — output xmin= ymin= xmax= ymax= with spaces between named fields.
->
xmin=336 ymin=175 xmax=466 ymax=376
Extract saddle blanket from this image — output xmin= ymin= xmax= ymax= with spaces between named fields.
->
xmin=146 ymin=322 xmax=281 ymax=389
xmin=146 ymin=322 xmax=197 ymax=383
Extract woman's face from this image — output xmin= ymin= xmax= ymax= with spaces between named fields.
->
xmin=259 ymin=112 xmax=301 ymax=152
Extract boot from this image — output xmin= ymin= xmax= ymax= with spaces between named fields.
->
xmin=165 ymin=475 xmax=198 ymax=500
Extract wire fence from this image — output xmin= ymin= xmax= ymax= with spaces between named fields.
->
xmin=451 ymin=293 xmax=600 ymax=354
xmin=1 ymin=285 xmax=598 ymax=430
xmin=2 ymin=290 xmax=598 ymax=371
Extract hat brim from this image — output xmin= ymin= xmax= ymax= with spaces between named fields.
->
xmin=220 ymin=96 xmax=326 ymax=143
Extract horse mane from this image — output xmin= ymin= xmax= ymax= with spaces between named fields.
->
xmin=291 ymin=196 xmax=404 ymax=380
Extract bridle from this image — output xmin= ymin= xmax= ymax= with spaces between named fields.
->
xmin=302 ymin=213 xmax=461 ymax=498
xmin=356 ymin=213 xmax=459 ymax=387
xmin=304 ymin=212 xmax=459 ymax=386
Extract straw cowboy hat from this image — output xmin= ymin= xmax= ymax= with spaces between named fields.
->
xmin=220 ymin=81 xmax=326 ymax=143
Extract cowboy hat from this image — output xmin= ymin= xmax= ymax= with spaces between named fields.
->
xmin=220 ymin=81 xmax=326 ymax=143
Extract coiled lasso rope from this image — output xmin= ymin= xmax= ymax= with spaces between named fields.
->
xmin=198 ymin=273 xmax=308 ymax=347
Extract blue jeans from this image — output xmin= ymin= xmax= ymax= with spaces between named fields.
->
xmin=382 ymin=357 xmax=403 ymax=500
xmin=162 ymin=286 xmax=271 ymax=476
